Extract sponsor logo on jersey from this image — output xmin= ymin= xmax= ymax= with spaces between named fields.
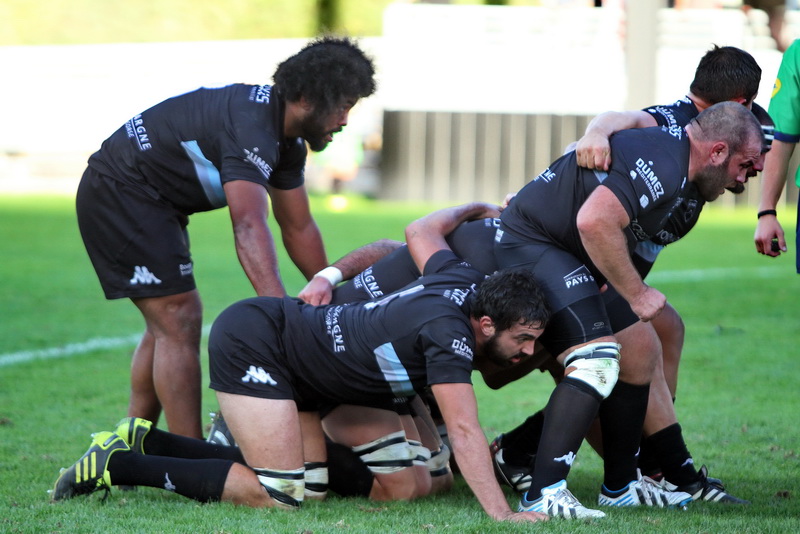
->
xmin=639 ymin=194 xmax=649 ymax=208
xmin=451 ymin=337 xmax=474 ymax=361
xmin=563 ymin=266 xmax=594 ymax=289
xmin=179 ymin=263 xmax=193 ymax=276
xmin=666 ymin=125 xmax=684 ymax=139
xmin=249 ymin=84 xmax=272 ymax=104
xmin=634 ymin=158 xmax=665 ymax=201
xmin=444 ymin=285 xmax=475 ymax=306
xmin=554 ymin=451 xmax=577 ymax=466
xmin=125 ymin=114 xmax=152 ymax=151
xmin=494 ymin=228 xmax=503 ymax=242
xmin=353 ymin=267 xmax=384 ymax=298
xmin=325 ymin=305 xmax=347 ymax=353
xmin=646 ymin=105 xmax=678 ymax=129
xmin=130 ymin=266 xmax=162 ymax=285
xmin=534 ymin=167 xmax=557 ymax=183
xmin=772 ymin=78 xmax=781 ymax=98
xmin=243 ymin=147 xmax=273 ymax=181
xmin=630 ymin=219 xmax=651 ymax=241
xmin=241 ymin=365 xmax=277 ymax=385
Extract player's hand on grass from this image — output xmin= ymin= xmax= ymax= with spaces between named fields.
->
xmin=497 ymin=510 xmax=549 ymax=523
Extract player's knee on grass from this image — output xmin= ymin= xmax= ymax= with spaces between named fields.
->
xmin=252 ymin=467 xmax=305 ymax=509
xmin=304 ymin=462 xmax=328 ymax=500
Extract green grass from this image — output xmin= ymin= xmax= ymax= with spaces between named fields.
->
xmin=1 ymin=194 xmax=799 ymax=533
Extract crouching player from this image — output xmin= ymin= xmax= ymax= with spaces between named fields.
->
xmin=50 ymin=203 xmax=551 ymax=524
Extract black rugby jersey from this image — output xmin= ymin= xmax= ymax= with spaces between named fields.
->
xmin=499 ymin=126 xmax=690 ymax=270
xmin=87 ymin=84 xmax=306 ymax=214
xmin=281 ymin=250 xmax=485 ymax=405
xmin=332 ymin=218 xmax=500 ymax=304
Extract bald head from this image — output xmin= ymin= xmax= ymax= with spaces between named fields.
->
xmin=690 ymin=101 xmax=764 ymax=154
xmin=687 ymin=101 xmax=764 ymax=202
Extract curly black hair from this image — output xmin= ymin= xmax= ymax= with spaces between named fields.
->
xmin=470 ymin=268 xmax=550 ymax=332
xmin=273 ymin=36 xmax=377 ymax=115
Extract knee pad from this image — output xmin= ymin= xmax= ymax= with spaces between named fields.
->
xmin=427 ymin=443 xmax=452 ymax=478
xmin=352 ymin=430 xmax=415 ymax=474
xmin=407 ymin=439 xmax=432 ymax=467
xmin=304 ymin=462 xmax=328 ymax=500
xmin=563 ymin=342 xmax=621 ymax=398
xmin=253 ymin=467 xmax=304 ymax=508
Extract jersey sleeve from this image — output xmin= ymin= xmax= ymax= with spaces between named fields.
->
xmin=769 ymin=41 xmax=800 ymax=142
xmin=268 ymin=138 xmax=307 ymax=190
xmin=418 ymin=317 xmax=475 ymax=386
xmin=600 ymin=128 xmax=687 ymax=222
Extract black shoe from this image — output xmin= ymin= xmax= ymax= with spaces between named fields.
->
xmin=489 ymin=435 xmax=532 ymax=493
xmin=207 ymin=411 xmax=237 ymax=447
xmin=663 ymin=465 xmax=749 ymax=504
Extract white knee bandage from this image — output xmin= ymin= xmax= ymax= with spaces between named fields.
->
xmin=352 ymin=430 xmax=415 ymax=474
xmin=407 ymin=439 xmax=432 ymax=467
xmin=303 ymin=462 xmax=328 ymax=500
xmin=427 ymin=443 xmax=451 ymax=477
xmin=253 ymin=467 xmax=305 ymax=508
xmin=563 ymin=342 xmax=621 ymax=398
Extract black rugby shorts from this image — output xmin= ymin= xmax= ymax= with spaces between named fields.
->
xmin=76 ymin=167 xmax=196 ymax=299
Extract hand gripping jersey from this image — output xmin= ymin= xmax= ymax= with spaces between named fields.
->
xmin=87 ymin=84 xmax=307 ymax=214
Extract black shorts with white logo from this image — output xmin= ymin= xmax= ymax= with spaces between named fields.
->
xmin=208 ymin=298 xmax=308 ymax=405
xmin=76 ymin=167 xmax=197 ymax=300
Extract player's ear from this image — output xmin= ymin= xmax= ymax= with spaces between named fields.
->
xmin=479 ymin=316 xmax=496 ymax=337
xmin=709 ymin=141 xmax=728 ymax=164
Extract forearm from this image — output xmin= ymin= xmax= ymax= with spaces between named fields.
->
xmin=758 ymin=140 xmax=795 ymax=210
xmin=432 ymin=384 xmax=513 ymax=520
xmin=406 ymin=202 xmax=501 ymax=272
xmin=281 ymin=221 xmax=328 ymax=281
xmin=330 ymin=239 xmax=404 ymax=280
xmin=233 ymin=222 xmax=286 ymax=297
xmin=580 ymin=225 xmax=645 ymax=302
xmin=584 ymin=110 xmax=655 ymax=137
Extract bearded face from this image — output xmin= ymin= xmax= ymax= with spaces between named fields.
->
xmin=299 ymin=110 xmax=342 ymax=152
xmin=694 ymin=154 xmax=736 ymax=201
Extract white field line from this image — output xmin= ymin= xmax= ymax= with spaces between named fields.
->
xmin=0 ymin=266 xmax=789 ymax=368
xmin=0 ymin=325 xmax=212 ymax=368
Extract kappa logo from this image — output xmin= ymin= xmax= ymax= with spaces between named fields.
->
xmin=242 ymin=365 xmax=277 ymax=385
xmin=130 ymin=266 xmax=162 ymax=285
xmin=164 ymin=473 xmax=176 ymax=491
xmin=554 ymin=451 xmax=577 ymax=466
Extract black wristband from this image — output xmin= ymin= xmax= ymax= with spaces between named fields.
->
xmin=757 ymin=209 xmax=777 ymax=219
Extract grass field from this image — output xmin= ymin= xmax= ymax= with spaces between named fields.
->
xmin=0 ymin=193 xmax=799 ymax=533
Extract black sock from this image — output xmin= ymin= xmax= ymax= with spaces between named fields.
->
xmin=599 ymin=380 xmax=650 ymax=491
xmin=325 ymin=440 xmax=374 ymax=497
xmin=638 ymin=434 xmax=662 ymax=478
xmin=145 ymin=427 xmax=245 ymax=463
xmin=646 ymin=423 xmax=699 ymax=487
xmin=526 ymin=377 xmax=602 ymax=498
xmin=108 ymin=451 xmax=233 ymax=503
xmin=502 ymin=410 xmax=545 ymax=466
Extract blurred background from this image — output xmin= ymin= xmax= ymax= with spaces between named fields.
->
xmin=1 ymin=0 xmax=798 ymax=208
